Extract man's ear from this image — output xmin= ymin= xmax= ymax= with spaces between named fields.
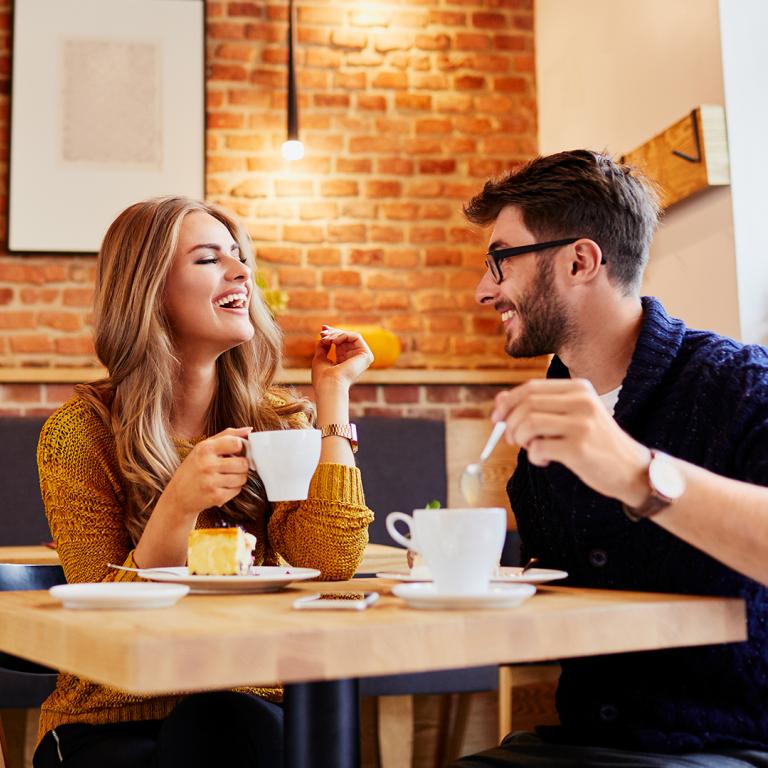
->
xmin=569 ymin=239 xmax=604 ymax=282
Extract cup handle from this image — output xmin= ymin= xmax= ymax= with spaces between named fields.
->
xmin=243 ymin=440 xmax=256 ymax=471
xmin=386 ymin=512 xmax=417 ymax=551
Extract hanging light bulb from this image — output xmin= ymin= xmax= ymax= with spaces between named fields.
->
xmin=281 ymin=0 xmax=304 ymax=161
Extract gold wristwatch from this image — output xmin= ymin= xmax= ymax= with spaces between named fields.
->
xmin=320 ymin=423 xmax=358 ymax=453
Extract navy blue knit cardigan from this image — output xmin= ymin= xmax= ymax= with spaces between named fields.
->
xmin=511 ymin=297 xmax=768 ymax=752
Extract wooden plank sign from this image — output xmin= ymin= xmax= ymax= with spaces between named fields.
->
xmin=621 ymin=105 xmax=729 ymax=208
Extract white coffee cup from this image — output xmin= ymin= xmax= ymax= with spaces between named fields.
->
xmin=246 ymin=429 xmax=321 ymax=501
xmin=386 ymin=507 xmax=506 ymax=595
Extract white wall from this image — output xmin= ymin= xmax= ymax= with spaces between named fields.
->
xmin=719 ymin=0 xmax=768 ymax=344
xmin=536 ymin=0 xmax=740 ymax=339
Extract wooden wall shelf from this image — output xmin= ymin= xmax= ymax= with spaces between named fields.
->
xmin=621 ymin=105 xmax=729 ymax=208
xmin=0 ymin=367 xmax=542 ymax=386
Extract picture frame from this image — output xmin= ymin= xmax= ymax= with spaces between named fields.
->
xmin=8 ymin=0 xmax=205 ymax=254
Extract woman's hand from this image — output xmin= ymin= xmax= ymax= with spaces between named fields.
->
xmin=312 ymin=326 xmax=374 ymax=393
xmin=162 ymin=427 xmax=252 ymax=518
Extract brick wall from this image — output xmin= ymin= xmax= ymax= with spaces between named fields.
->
xmin=0 ymin=0 xmax=539 ymax=411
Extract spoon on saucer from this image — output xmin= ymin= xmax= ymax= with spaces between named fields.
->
xmin=460 ymin=421 xmax=507 ymax=505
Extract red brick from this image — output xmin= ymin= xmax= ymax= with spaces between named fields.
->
xmin=435 ymin=94 xmax=472 ymax=113
xmin=336 ymin=158 xmax=372 ymax=173
xmin=327 ymin=224 xmax=366 ymax=243
xmin=314 ymin=93 xmax=350 ymax=108
xmin=334 ymin=71 xmax=366 ymax=89
xmin=283 ymin=225 xmax=324 ymax=243
xmin=255 ymin=247 xmax=301 ymax=265
xmin=374 ymin=31 xmax=413 ymax=52
xmin=383 ymin=386 xmax=420 ymax=404
xmin=0 ymin=311 xmax=34 ymax=329
xmin=55 ymin=337 xmax=96 ymax=356
xmin=357 ymin=94 xmax=386 ymax=111
xmin=62 ymin=288 xmax=93 ymax=307
xmin=0 ymin=287 xmax=12 ymax=304
xmin=307 ymin=248 xmax=341 ymax=266
xmin=472 ymin=12 xmax=507 ymax=28
xmin=278 ymin=267 xmax=316 ymax=287
xmin=415 ymin=34 xmax=451 ymax=51
xmin=349 ymin=385 xmax=379 ymax=404
xmin=321 ymin=180 xmax=359 ymax=197
xmin=208 ymin=22 xmax=246 ymax=40
xmin=306 ymin=48 xmax=342 ymax=69
xmin=382 ymin=202 xmax=419 ymax=221
xmin=208 ymin=63 xmax=249 ymax=81
xmin=455 ymin=33 xmax=492 ymax=50
xmin=377 ymin=157 xmax=415 ymax=175
xmin=215 ymin=43 xmax=255 ymax=62
xmin=334 ymin=292 xmax=375 ymax=312
xmin=38 ymin=312 xmax=83 ymax=332
xmin=419 ymin=159 xmax=456 ymax=174
xmin=375 ymin=293 xmax=411 ymax=311
xmin=44 ymin=383 xmax=77 ymax=404
xmin=349 ymin=249 xmax=385 ymax=266
xmin=366 ymin=272 xmax=406 ymax=290
xmin=395 ymin=93 xmax=432 ymax=111
xmin=408 ymin=180 xmax=443 ymax=197
xmin=425 ymin=386 xmax=462 ymax=403
xmin=405 ymin=137 xmax=441 ymax=154
xmin=455 ymin=75 xmax=486 ymax=90
xmin=331 ymin=29 xmax=367 ymax=49
xmin=429 ymin=10 xmax=466 ymax=25
xmin=371 ymin=226 xmax=405 ymax=244
xmin=298 ymin=6 xmax=344 ymax=25
xmin=285 ymin=291 xmax=330 ymax=310
xmin=372 ymin=71 xmax=408 ymax=90
xmin=425 ymin=247 xmax=461 ymax=266
xmin=231 ymin=178 xmax=270 ymax=197
xmin=415 ymin=118 xmax=452 ymax=134
xmin=321 ymin=270 xmax=362 ymax=288
xmin=11 ymin=335 xmax=55 ymax=354
xmin=227 ymin=3 xmax=262 ymax=17
xmin=366 ymin=181 xmax=401 ymax=198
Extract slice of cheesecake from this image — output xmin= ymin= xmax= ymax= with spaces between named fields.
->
xmin=187 ymin=527 xmax=256 ymax=576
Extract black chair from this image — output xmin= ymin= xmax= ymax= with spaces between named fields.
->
xmin=0 ymin=416 xmax=51 ymax=546
xmin=354 ymin=417 xmax=499 ymax=767
xmin=0 ymin=563 xmax=66 ymax=766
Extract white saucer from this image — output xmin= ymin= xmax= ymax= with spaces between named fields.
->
xmin=377 ymin=566 xmax=568 ymax=585
xmin=49 ymin=582 xmax=190 ymax=610
xmin=392 ymin=582 xmax=536 ymax=610
xmin=136 ymin=566 xmax=321 ymax=594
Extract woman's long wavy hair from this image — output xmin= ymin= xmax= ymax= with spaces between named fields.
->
xmin=77 ymin=196 xmax=311 ymax=544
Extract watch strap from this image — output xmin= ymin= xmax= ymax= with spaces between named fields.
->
xmin=622 ymin=449 xmax=673 ymax=522
xmin=320 ymin=423 xmax=358 ymax=453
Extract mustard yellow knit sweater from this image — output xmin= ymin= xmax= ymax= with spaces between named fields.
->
xmin=36 ymin=396 xmax=373 ymax=740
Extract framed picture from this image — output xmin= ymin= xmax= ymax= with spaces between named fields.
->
xmin=8 ymin=0 xmax=205 ymax=253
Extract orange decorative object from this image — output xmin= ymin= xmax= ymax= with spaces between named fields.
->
xmin=325 ymin=325 xmax=401 ymax=369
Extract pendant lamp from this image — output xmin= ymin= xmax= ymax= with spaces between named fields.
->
xmin=281 ymin=0 xmax=304 ymax=161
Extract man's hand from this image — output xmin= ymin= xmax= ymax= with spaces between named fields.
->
xmin=492 ymin=379 xmax=651 ymax=507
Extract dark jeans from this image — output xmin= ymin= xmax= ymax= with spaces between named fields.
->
xmin=449 ymin=732 xmax=768 ymax=768
xmin=33 ymin=691 xmax=284 ymax=768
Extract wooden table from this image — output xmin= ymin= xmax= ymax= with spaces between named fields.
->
xmin=0 ymin=579 xmax=746 ymax=768
xmin=0 ymin=545 xmax=59 ymax=565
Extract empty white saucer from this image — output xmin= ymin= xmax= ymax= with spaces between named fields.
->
xmin=50 ymin=582 xmax=190 ymax=610
xmin=392 ymin=582 xmax=536 ymax=610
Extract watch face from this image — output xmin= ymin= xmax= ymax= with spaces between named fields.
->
xmin=649 ymin=455 xmax=686 ymax=500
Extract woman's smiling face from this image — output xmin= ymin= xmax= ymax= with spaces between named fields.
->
xmin=164 ymin=210 xmax=255 ymax=363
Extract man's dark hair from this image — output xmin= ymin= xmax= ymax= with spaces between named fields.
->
xmin=463 ymin=150 xmax=661 ymax=293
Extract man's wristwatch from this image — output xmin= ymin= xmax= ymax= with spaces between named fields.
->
xmin=623 ymin=449 xmax=685 ymax=522
xmin=320 ymin=423 xmax=358 ymax=453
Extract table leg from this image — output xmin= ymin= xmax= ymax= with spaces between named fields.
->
xmin=284 ymin=679 xmax=360 ymax=768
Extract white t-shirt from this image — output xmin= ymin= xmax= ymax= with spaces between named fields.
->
xmin=598 ymin=385 xmax=622 ymax=416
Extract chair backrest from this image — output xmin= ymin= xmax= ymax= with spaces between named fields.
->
xmin=445 ymin=418 xmax=519 ymax=528
xmin=0 ymin=563 xmax=65 ymax=703
xmin=0 ymin=415 xmax=51 ymax=545
xmin=354 ymin=417 xmax=447 ymax=546
xmin=0 ymin=563 xmax=65 ymax=592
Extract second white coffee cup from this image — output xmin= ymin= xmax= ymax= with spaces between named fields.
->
xmin=386 ymin=507 xmax=506 ymax=595
xmin=246 ymin=429 xmax=321 ymax=501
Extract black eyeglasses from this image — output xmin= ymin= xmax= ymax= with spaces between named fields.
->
xmin=484 ymin=237 xmax=606 ymax=284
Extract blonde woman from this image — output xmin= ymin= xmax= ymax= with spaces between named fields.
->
xmin=34 ymin=197 xmax=374 ymax=768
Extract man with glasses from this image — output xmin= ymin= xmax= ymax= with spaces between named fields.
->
xmin=451 ymin=150 xmax=768 ymax=768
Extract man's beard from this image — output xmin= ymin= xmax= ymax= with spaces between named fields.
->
xmin=504 ymin=260 xmax=574 ymax=358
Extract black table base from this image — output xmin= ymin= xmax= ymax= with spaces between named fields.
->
xmin=284 ymin=679 xmax=360 ymax=768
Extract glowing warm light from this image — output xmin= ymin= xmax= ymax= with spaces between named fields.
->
xmin=281 ymin=139 xmax=304 ymax=161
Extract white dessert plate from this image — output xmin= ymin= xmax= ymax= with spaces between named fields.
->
xmin=393 ymin=582 xmax=536 ymax=610
xmin=377 ymin=566 xmax=568 ymax=585
xmin=135 ymin=566 xmax=321 ymax=594
xmin=49 ymin=582 xmax=189 ymax=610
